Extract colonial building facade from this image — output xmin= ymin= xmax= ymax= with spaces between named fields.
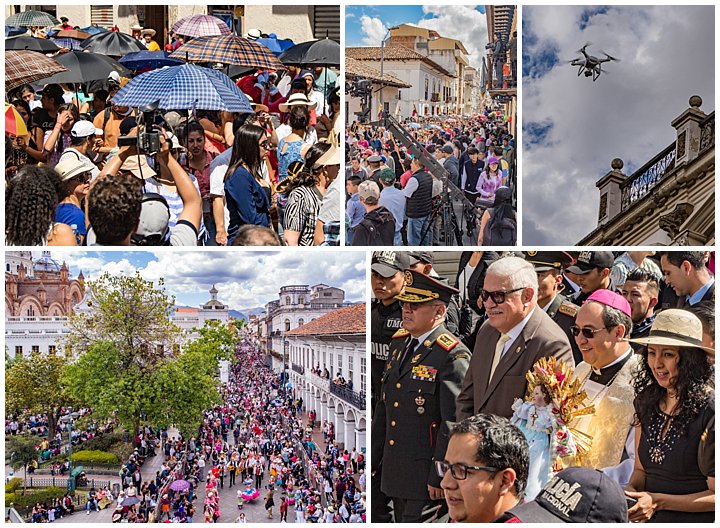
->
xmin=285 ymin=303 xmax=366 ymax=452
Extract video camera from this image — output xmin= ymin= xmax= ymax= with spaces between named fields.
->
xmin=117 ymin=101 xmax=162 ymax=155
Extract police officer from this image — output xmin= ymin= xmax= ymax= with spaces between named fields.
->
xmin=524 ymin=251 xmax=582 ymax=364
xmin=565 ymin=251 xmax=616 ymax=306
xmin=372 ymin=270 xmax=471 ymax=522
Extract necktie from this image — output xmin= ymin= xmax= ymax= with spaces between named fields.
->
xmin=400 ymin=338 xmax=419 ymax=369
xmin=488 ymin=333 xmax=511 ymax=384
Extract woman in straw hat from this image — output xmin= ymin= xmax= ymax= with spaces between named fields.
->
xmin=626 ymin=309 xmax=714 ymax=523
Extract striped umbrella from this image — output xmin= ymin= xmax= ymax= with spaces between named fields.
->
xmin=49 ymin=37 xmax=83 ymax=51
xmin=172 ymin=14 xmax=232 ymax=38
xmin=170 ymin=35 xmax=283 ymax=70
xmin=110 ymin=63 xmax=253 ymax=113
xmin=5 ymin=50 xmax=68 ymax=92
xmin=5 ymin=10 xmax=60 ymax=28
xmin=6 ymin=104 xmax=28 ymax=136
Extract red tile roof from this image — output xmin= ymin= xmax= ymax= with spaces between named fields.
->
xmin=346 ymin=45 xmax=454 ymax=77
xmin=346 ymin=57 xmax=411 ymax=88
xmin=285 ymin=303 xmax=365 ymax=336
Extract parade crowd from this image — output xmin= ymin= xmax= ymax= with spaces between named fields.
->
xmin=345 ymin=109 xmax=516 ymax=246
xmin=6 ymin=14 xmax=341 ymax=247
xmin=371 ymin=250 xmax=714 ymax=523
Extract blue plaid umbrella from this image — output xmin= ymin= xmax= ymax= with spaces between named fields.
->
xmin=50 ymin=37 xmax=83 ymax=50
xmin=111 ymin=63 xmax=253 ymax=113
xmin=119 ymin=51 xmax=183 ymax=71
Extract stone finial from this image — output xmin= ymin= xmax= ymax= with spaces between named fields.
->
xmin=689 ymin=95 xmax=702 ymax=109
xmin=611 ymin=158 xmax=624 ymax=171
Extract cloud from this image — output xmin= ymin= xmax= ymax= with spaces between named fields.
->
xmin=416 ymin=6 xmax=489 ymax=67
xmin=360 ymin=15 xmax=387 ymax=46
xmin=522 ymin=5 xmax=715 ymax=244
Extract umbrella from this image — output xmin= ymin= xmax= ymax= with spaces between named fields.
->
xmin=50 ymin=37 xmax=84 ymax=51
xmin=172 ymin=14 xmax=232 ymax=38
xmin=120 ymin=496 xmax=140 ymax=507
xmin=5 ymin=10 xmax=60 ymax=28
xmin=278 ymin=38 xmax=340 ymax=67
xmin=111 ymin=63 xmax=254 ymax=113
xmin=226 ymin=65 xmax=255 ymax=79
xmin=35 ymin=51 xmax=130 ymax=85
xmin=407 ymin=122 xmax=422 ymax=129
xmin=5 ymin=35 xmax=60 ymax=53
xmin=120 ymin=51 xmax=183 ymax=71
xmin=6 ymin=104 xmax=28 ymax=136
xmin=256 ymin=36 xmax=294 ymax=56
xmin=169 ymin=479 xmax=190 ymax=492
xmin=5 ymin=26 xmax=27 ymax=38
xmin=170 ymin=35 xmax=283 ymax=70
xmin=81 ymin=31 xmax=145 ymax=56
xmin=5 ymin=50 xmax=68 ymax=92
xmin=79 ymin=26 xmax=107 ymax=36
xmin=56 ymin=29 xmax=91 ymax=40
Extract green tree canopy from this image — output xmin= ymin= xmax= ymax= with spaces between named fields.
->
xmin=7 ymin=435 xmax=39 ymax=491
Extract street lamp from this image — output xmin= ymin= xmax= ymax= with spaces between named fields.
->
xmin=59 ymin=411 xmax=79 ymax=491
xmin=283 ymin=340 xmax=289 ymax=395
xmin=379 ymin=25 xmax=400 ymax=120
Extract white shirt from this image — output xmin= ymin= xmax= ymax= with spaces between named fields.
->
xmin=500 ymin=307 xmax=536 ymax=356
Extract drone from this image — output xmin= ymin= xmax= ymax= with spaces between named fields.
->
xmin=569 ymin=43 xmax=619 ymax=81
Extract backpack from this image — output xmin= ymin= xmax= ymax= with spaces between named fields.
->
xmin=485 ymin=208 xmax=516 ymax=245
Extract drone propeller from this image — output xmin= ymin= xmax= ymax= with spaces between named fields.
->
xmin=576 ymin=42 xmax=592 ymax=53
xmin=600 ymin=51 xmax=620 ymax=62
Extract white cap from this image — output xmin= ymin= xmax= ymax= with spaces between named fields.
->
xmin=71 ymin=120 xmax=96 ymax=138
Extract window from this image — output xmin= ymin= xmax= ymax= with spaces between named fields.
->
xmin=360 ymin=356 xmax=366 ymax=390
xmin=425 ymin=78 xmax=429 ymax=100
xmin=5 ymin=264 xmax=9 ymax=272
xmin=156 ymin=344 xmax=164 ymax=354
xmin=173 ymin=344 xmax=181 ymax=354
xmin=323 ymin=292 xmax=332 ymax=297
xmin=298 ymin=318 xmax=304 ymax=326
xmin=90 ymin=6 xmax=114 ymax=27
xmin=26 ymin=305 xmax=35 ymax=316
xmin=15 ymin=346 xmax=22 ymax=356
xmin=338 ymin=354 xmax=343 ymax=373
xmin=32 ymin=345 xmax=39 ymax=354
xmin=285 ymin=319 xmax=291 ymax=331
xmin=48 ymin=345 xmax=56 ymax=355
xmin=298 ymin=296 xmax=305 ymax=305
xmin=348 ymin=355 xmax=354 ymax=382
xmin=285 ymin=296 xmax=291 ymax=305
xmin=330 ymin=353 xmax=334 ymax=375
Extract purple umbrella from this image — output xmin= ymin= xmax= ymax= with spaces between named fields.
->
xmin=169 ymin=479 xmax=190 ymax=492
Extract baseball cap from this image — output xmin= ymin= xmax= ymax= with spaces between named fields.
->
xmin=107 ymin=71 xmax=121 ymax=85
xmin=566 ymin=251 xmax=615 ymax=275
xmin=132 ymin=193 xmax=170 ymax=244
xmin=586 ymin=289 xmax=631 ymax=317
xmin=358 ymin=180 xmax=380 ymax=204
xmin=441 ymin=144 xmax=454 ymax=154
xmin=371 ymin=251 xmax=412 ymax=277
xmin=407 ymin=252 xmax=433 ymax=265
xmin=54 ymin=158 xmax=93 ymax=181
xmin=378 ymin=168 xmax=395 ymax=185
xmin=71 ymin=120 xmax=100 ymax=138
xmin=505 ymin=467 xmax=629 ymax=523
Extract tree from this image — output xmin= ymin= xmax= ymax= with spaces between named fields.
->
xmin=5 ymin=351 xmax=71 ymax=438
xmin=7 ymin=436 xmax=38 ymax=493
xmin=193 ymin=319 xmax=238 ymax=364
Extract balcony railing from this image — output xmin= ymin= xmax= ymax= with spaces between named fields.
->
xmin=308 ymin=372 xmax=330 ymax=392
xmin=699 ymin=112 xmax=715 ymax=154
xmin=430 ymin=93 xmax=440 ymax=102
xmin=620 ymin=142 xmax=676 ymax=211
xmin=291 ymin=363 xmax=304 ymax=375
xmin=329 ymin=383 xmax=366 ymax=410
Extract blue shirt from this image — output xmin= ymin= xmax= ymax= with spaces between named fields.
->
xmin=378 ymin=186 xmax=405 ymax=234
xmin=346 ymin=193 xmax=365 ymax=228
xmin=688 ymin=277 xmax=715 ymax=305
xmin=54 ymin=202 xmax=86 ymax=243
xmin=224 ymin=165 xmax=271 ymax=240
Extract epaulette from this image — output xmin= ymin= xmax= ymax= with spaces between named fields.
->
xmin=392 ymin=328 xmax=410 ymax=339
xmin=436 ymin=333 xmax=459 ymax=351
xmin=558 ymin=302 xmax=578 ymax=318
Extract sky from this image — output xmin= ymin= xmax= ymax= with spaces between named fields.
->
xmin=523 ymin=5 xmax=715 ymax=245
xmin=346 ymin=5 xmax=488 ymax=67
xmin=38 ymin=250 xmax=366 ymax=312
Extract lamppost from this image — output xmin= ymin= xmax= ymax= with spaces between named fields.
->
xmin=283 ymin=340 xmax=289 ymax=396
xmin=59 ymin=411 xmax=79 ymax=491
xmin=379 ymin=25 xmax=400 ymax=120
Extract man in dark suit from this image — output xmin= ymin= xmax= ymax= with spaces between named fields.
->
xmin=456 ymin=256 xmax=574 ymax=421
xmin=659 ymin=251 xmax=715 ymax=308
xmin=372 ymin=270 xmax=471 ymax=522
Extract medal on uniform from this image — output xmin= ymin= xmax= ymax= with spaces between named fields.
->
xmin=417 ymin=407 xmax=425 ymax=414
xmin=411 ymin=354 xmax=421 ymax=364
xmin=415 ymin=396 xmax=425 ymax=406
xmin=423 ymin=340 xmax=432 ymax=347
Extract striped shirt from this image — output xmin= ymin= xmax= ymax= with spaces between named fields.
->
xmin=284 ymin=185 xmax=323 ymax=246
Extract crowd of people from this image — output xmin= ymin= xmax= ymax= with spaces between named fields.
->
xmin=345 ymin=109 xmax=516 ymax=246
xmin=5 ymin=17 xmax=341 ymax=247
xmin=371 ymin=250 xmax=714 ymax=522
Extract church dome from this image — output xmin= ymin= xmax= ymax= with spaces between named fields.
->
xmin=34 ymin=253 xmax=62 ymax=274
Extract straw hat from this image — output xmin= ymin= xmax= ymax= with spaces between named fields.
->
xmin=629 ymin=309 xmax=714 ymax=352
xmin=278 ymin=93 xmax=317 ymax=112
xmin=141 ymin=28 xmax=156 ymax=37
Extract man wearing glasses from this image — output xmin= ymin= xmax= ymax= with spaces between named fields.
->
xmin=372 ymin=269 xmax=471 ymax=522
xmin=566 ymin=288 xmax=639 ymax=487
xmin=456 ymin=256 xmax=573 ymax=421
xmin=437 ymin=414 xmax=529 ymax=523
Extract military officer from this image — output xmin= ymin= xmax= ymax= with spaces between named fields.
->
xmin=371 ymin=270 xmax=471 ymax=523
xmin=524 ymin=251 xmax=582 ymax=364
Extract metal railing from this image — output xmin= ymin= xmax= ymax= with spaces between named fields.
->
xmin=699 ymin=112 xmax=715 ymax=153
xmin=329 ymin=384 xmax=366 ymax=410
xmin=292 ymin=363 xmax=304 ymax=375
xmin=620 ymin=142 xmax=676 ymax=210
xmin=308 ymin=372 xmax=330 ymax=392
xmin=19 ymin=476 xmax=111 ymax=489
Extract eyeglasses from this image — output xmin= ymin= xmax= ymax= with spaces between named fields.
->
xmin=259 ymin=140 xmax=270 ymax=150
xmin=570 ymin=325 xmax=608 ymax=339
xmin=73 ymin=172 xmax=91 ymax=184
xmin=400 ymin=301 xmax=441 ymax=311
xmin=480 ymin=287 xmax=524 ymax=304
xmin=435 ymin=460 xmax=499 ymax=480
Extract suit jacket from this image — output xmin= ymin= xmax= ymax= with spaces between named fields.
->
xmin=372 ymin=324 xmax=471 ymax=500
xmin=677 ymin=281 xmax=715 ymax=308
xmin=456 ymin=307 xmax=574 ymax=421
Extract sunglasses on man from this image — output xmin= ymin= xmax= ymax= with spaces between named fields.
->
xmin=480 ymin=287 xmax=524 ymax=304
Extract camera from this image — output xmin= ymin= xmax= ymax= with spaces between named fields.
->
xmin=117 ymin=102 xmax=162 ymax=155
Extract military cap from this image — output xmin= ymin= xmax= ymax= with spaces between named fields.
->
xmin=367 ymin=154 xmax=382 ymax=163
xmin=395 ymin=270 xmax=459 ymax=304
xmin=566 ymin=251 xmax=614 ymax=275
xmin=371 ymin=251 xmax=412 ymax=278
xmin=524 ymin=251 xmax=574 ymax=272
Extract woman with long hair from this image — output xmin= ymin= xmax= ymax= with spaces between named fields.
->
xmin=282 ymin=142 xmax=335 ymax=246
xmin=224 ymin=125 xmax=272 ymax=244
xmin=477 ymin=185 xmax=515 ymax=245
xmin=476 ymin=155 xmax=502 ymax=201
xmin=43 ymin=103 xmax=79 ymax=167
xmin=6 ymin=165 xmax=76 ymax=246
xmin=626 ymin=309 xmax=714 ymax=522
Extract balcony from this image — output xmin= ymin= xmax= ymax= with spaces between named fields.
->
xmin=699 ymin=112 xmax=715 ymax=154
xmin=308 ymin=372 xmax=330 ymax=392
xmin=430 ymin=93 xmax=440 ymax=102
xmin=620 ymin=142 xmax=676 ymax=211
xmin=291 ymin=363 xmax=304 ymax=375
xmin=330 ymin=383 xmax=366 ymax=410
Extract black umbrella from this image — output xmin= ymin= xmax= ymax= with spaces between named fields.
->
xmin=80 ymin=31 xmax=145 ymax=57
xmin=5 ymin=35 xmax=60 ymax=53
xmin=35 ymin=51 xmax=130 ymax=84
xmin=278 ymin=38 xmax=340 ymax=67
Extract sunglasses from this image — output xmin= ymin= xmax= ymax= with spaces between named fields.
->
xmin=480 ymin=287 xmax=524 ymax=304
xmin=435 ymin=460 xmax=499 ymax=480
xmin=73 ymin=172 xmax=91 ymax=184
xmin=570 ymin=325 xmax=608 ymax=339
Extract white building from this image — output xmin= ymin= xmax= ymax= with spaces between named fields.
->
xmin=172 ymin=285 xmax=230 ymax=341
xmin=286 ymin=303 xmax=366 ymax=452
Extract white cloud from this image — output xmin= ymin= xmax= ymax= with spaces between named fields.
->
xmin=416 ymin=6 xmax=489 ymax=67
xmin=360 ymin=15 xmax=387 ymax=46
xmin=523 ymin=5 xmax=715 ymax=244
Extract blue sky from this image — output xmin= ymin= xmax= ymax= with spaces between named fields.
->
xmin=39 ymin=250 xmax=366 ymax=311
xmin=522 ymin=5 xmax=715 ymax=244
xmin=346 ymin=5 xmax=488 ymax=67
